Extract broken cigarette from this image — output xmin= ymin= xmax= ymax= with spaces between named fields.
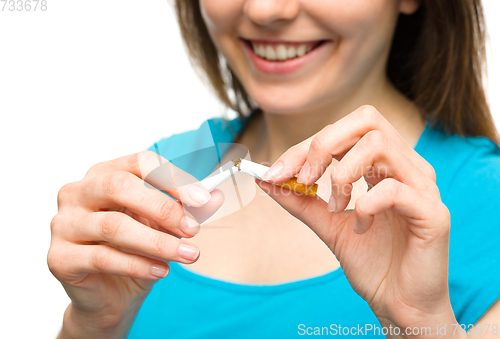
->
xmin=200 ymin=158 xmax=318 ymax=197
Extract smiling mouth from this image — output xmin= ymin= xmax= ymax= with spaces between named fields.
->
xmin=242 ymin=39 xmax=326 ymax=62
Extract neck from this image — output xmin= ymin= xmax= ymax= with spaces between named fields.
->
xmin=244 ymin=76 xmax=424 ymax=164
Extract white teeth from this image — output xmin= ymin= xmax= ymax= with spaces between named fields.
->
xmin=257 ymin=45 xmax=265 ymax=57
xmin=265 ymin=45 xmax=277 ymax=60
xmin=251 ymin=42 xmax=316 ymax=61
xmin=276 ymin=45 xmax=287 ymax=60
xmin=296 ymin=44 xmax=307 ymax=57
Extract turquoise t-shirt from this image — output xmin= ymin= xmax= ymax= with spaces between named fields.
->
xmin=128 ymin=116 xmax=500 ymax=338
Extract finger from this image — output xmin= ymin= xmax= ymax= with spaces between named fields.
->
xmin=62 ymin=245 xmax=173 ymax=279
xmin=262 ymin=138 xmax=314 ymax=183
xmin=87 ymin=151 xmax=212 ymax=208
xmin=140 ymin=152 xmax=212 ymax=207
xmin=85 ymin=151 xmax=148 ymax=178
xmin=71 ymin=212 xmax=200 ymax=264
xmin=256 ymin=180 xmax=345 ymax=248
xmin=82 ymin=171 xmax=200 ymax=238
xmin=184 ymin=189 xmax=225 ymax=224
xmin=329 ymin=130 xmax=436 ymax=214
xmin=296 ymin=105 xmax=435 ymax=185
xmin=49 ymin=243 xmax=171 ymax=283
xmin=353 ymin=178 xmax=449 ymax=237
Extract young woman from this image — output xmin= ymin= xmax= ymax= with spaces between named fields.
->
xmin=49 ymin=0 xmax=500 ymax=338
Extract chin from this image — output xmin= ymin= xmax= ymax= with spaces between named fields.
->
xmin=247 ymin=84 xmax=327 ymax=115
xmin=253 ymin=97 xmax=312 ymax=115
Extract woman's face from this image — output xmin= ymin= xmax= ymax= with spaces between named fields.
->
xmin=200 ymin=0 xmax=419 ymax=114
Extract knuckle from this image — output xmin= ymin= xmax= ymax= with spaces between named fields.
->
xmin=90 ymin=248 xmax=109 ymax=271
xmin=47 ymin=247 xmax=63 ymax=277
xmin=102 ymin=171 xmax=131 ymax=197
xmin=425 ymin=163 xmax=437 ymax=182
xmin=380 ymin=178 xmax=400 ymax=198
xmin=330 ymin=170 xmax=350 ymax=187
xmin=85 ymin=162 xmax=104 ymax=177
xmin=357 ymin=105 xmax=381 ymax=123
xmin=50 ymin=214 xmax=65 ymax=235
xmin=438 ymin=203 xmax=451 ymax=230
xmin=127 ymin=153 xmax=140 ymax=171
xmin=57 ymin=183 xmax=75 ymax=207
xmin=98 ymin=213 xmax=123 ymax=241
xmin=364 ymin=130 xmax=386 ymax=149
xmin=151 ymin=233 xmax=168 ymax=256
xmin=287 ymin=144 xmax=300 ymax=156
xmin=286 ymin=144 xmax=305 ymax=163
xmin=295 ymin=197 xmax=314 ymax=217
xmin=126 ymin=257 xmax=141 ymax=277
xmin=311 ymin=134 xmax=326 ymax=153
xmin=140 ymin=150 xmax=157 ymax=161
xmin=138 ymin=150 xmax=161 ymax=171
xmin=155 ymin=198 xmax=174 ymax=223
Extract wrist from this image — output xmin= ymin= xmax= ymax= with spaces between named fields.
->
xmin=376 ymin=302 xmax=465 ymax=339
xmin=377 ymin=317 xmax=467 ymax=339
xmin=58 ymin=299 xmax=144 ymax=339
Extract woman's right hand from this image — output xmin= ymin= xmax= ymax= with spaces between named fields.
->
xmin=48 ymin=151 xmax=223 ymax=338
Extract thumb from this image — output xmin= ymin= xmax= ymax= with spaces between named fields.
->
xmin=256 ymin=179 xmax=344 ymax=246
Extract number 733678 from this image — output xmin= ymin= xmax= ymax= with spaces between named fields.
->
xmin=1 ymin=0 xmax=47 ymax=11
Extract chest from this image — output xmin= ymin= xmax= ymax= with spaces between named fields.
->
xmin=185 ymin=160 xmax=368 ymax=284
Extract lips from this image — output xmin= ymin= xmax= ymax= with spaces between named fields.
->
xmin=241 ymin=38 xmax=330 ymax=75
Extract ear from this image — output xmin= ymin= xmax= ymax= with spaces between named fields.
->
xmin=399 ymin=0 xmax=421 ymax=15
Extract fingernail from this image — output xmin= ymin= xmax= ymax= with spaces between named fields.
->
xmin=263 ymin=161 xmax=284 ymax=181
xmin=180 ymin=215 xmax=199 ymax=229
xmin=352 ymin=218 xmax=362 ymax=234
xmin=296 ymin=161 xmax=311 ymax=184
xmin=188 ymin=185 xmax=211 ymax=205
xmin=151 ymin=264 xmax=169 ymax=278
xmin=327 ymin=194 xmax=336 ymax=212
xmin=178 ymin=243 xmax=200 ymax=261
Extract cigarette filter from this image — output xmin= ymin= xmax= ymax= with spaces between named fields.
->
xmin=234 ymin=159 xmax=318 ymax=197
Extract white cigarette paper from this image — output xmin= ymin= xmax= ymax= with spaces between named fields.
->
xmin=199 ymin=158 xmax=273 ymax=192
xmin=238 ymin=159 xmax=270 ymax=180
xmin=199 ymin=161 xmax=238 ymax=192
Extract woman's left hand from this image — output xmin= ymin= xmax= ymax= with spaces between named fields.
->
xmin=258 ymin=105 xmax=456 ymax=336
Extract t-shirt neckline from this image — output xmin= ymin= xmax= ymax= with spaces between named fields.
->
xmin=170 ymin=117 xmax=430 ymax=293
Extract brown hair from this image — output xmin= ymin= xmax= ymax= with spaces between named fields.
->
xmin=175 ymin=0 xmax=499 ymax=143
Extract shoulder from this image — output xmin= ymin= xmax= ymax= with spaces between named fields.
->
xmin=419 ymin=126 xmax=500 ymax=324
xmin=146 ymin=116 xmax=247 ymax=180
xmin=148 ymin=117 xmax=245 ymax=157
xmin=416 ymin=125 xmax=500 ymax=203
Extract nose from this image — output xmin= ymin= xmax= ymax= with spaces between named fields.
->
xmin=243 ymin=0 xmax=300 ymax=27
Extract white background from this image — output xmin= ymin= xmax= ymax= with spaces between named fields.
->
xmin=0 ymin=1 xmax=499 ymax=337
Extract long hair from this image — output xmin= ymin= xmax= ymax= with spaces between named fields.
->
xmin=175 ymin=0 xmax=499 ymax=143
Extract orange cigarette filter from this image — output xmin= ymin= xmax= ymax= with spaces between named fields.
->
xmin=232 ymin=158 xmax=318 ymax=197
xmin=276 ymin=177 xmax=318 ymax=197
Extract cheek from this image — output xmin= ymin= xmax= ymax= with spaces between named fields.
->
xmin=199 ymin=0 xmax=243 ymax=32
xmin=324 ymin=0 xmax=400 ymax=85
xmin=312 ymin=0 xmax=399 ymax=39
xmin=199 ymin=0 xmax=245 ymax=70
